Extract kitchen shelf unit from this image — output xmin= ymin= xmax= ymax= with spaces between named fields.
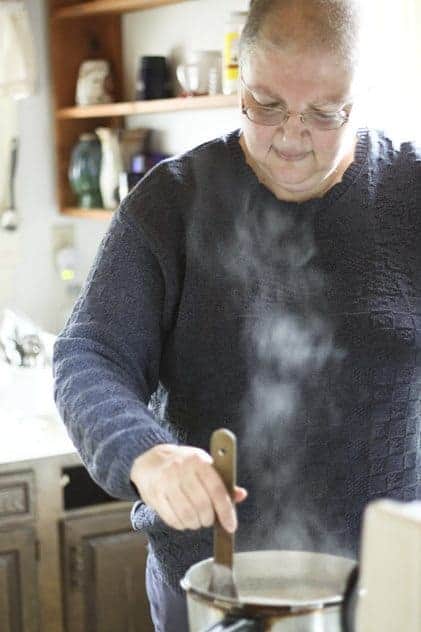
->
xmin=57 ymin=93 xmax=238 ymax=120
xmin=52 ymin=0 xmax=191 ymax=20
xmin=49 ymin=0 xmax=238 ymax=219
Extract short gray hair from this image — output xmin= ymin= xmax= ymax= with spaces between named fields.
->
xmin=240 ymin=0 xmax=366 ymax=72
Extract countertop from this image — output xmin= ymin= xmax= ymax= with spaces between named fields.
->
xmin=0 ymin=363 xmax=76 ymax=464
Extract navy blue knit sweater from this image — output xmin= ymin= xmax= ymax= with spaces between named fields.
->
xmin=53 ymin=128 xmax=421 ymax=591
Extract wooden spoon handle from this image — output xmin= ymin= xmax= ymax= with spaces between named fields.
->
xmin=210 ymin=428 xmax=237 ymax=569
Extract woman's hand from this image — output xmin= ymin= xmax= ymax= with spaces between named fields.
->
xmin=130 ymin=444 xmax=248 ymax=532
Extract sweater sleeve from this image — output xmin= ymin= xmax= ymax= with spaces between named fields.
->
xmin=53 ymin=207 xmax=179 ymax=501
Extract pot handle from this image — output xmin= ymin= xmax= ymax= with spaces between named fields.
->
xmin=341 ymin=563 xmax=360 ymax=632
xmin=203 ymin=616 xmax=264 ymax=631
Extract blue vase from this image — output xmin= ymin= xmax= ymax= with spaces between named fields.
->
xmin=68 ymin=133 xmax=103 ymax=208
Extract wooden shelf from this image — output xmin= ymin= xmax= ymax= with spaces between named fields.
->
xmin=50 ymin=0 xmax=238 ymax=218
xmin=52 ymin=0 xmax=190 ymax=19
xmin=57 ymin=94 xmax=238 ymax=120
xmin=61 ymin=207 xmax=115 ymax=219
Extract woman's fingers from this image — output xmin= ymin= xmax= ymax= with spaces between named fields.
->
xmin=181 ymin=472 xmax=215 ymax=528
xmin=196 ymin=464 xmax=237 ymax=533
xmin=165 ymin=481 xmax=202 ymax=530
xmin=130 ymin=444 xmax=248 ymax=532
xmin=158 ymin=494 xmax=185 ymax=531
xmin=234 ymin=486 xmax=248 ymax=503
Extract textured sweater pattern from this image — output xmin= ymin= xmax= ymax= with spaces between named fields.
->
xmin=53 ymin=128 xmax=421 ymax=591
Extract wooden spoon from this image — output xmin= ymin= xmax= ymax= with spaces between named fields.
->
xmin=208 ymin=428 xmax=239 ymax=599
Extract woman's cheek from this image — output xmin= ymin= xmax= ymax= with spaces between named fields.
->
xmin=245 ymin=124 xmax=274 ymax=158
xmin=314 ymin=131 xmax=350 ymax=166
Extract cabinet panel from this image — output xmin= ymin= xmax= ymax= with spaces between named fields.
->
xmin=0 ymin=528 xmax=40 ymax=632
xmin=0 ymin=471 xmax=35 ymax=527
xmin=61 ymin=507 xmax=153 ymax=632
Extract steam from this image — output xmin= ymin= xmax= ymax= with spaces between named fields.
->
xmin=189 ymin=151 xmax=355 ymax=558
xmin=223 ymin=192 xmax=349 ymax=556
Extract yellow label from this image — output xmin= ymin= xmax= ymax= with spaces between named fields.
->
xmin=224 ymin=66 xmax=239 ymax=81
xmin=224 ymin=31 xmax=240 ymax=66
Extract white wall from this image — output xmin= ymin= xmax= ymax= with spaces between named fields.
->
xmin=0 ymin=0 xmax=108 ymax=334
xmin=122 ymin=0 xmax=247 ymax=152
xmin=1 ymin=0 xmax=248 ymax=334
xmin=360 ymin=0 xmax=421 ymax=140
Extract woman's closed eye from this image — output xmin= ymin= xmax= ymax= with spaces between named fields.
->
xmin=256 ymin=99 xmax=288 ymax=111
xmin=248 ymin=90 xmax=287 ymax=109
xmin=310 ymin=109 xmax=340 ymax=119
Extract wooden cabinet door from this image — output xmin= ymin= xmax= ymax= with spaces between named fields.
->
xmin=61 ymin=506 xmax=153 ymax=632
xmin=0 ymin=528 xmax=39 ymax=632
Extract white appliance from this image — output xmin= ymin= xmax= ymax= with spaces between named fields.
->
xmin=356 ymin=499 xmax=421 ymax=631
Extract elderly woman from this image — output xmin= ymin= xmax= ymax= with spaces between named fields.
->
xmin=53 ymin=0 xmax=420 ymax=630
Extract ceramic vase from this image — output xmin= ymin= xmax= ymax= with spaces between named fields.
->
xmin=95 ymin=127 xmax=123 ymax=210
xmin=75 ymin=59 xmax=114 ymax=106
xmin=68 ymin=133 xmax=102 ymax=208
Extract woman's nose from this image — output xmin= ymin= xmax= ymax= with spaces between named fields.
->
xmin=275 ymin=115 xmax=310 ymax=144
xmin=283 ymin=111 xmax=309 ymax=130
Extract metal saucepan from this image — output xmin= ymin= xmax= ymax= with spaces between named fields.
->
xmin=181 ymin=429 xmax=358 ymax=631
xmin=181 ymin=549 xmax=357 ymax=631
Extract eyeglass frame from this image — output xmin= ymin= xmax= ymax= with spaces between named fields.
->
xmin=240 ymin=77 xmax=352 ymax=131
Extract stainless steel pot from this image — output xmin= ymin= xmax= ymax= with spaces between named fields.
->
xmin=181 ymin=549 xmax=356 ymax=631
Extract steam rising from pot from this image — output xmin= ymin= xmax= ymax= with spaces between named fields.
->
xmin=222 ymin=191 xmax=348 ymax=555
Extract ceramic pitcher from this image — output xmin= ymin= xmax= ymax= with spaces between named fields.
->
xmin=95 ymin=127 xmax=123 ymax=210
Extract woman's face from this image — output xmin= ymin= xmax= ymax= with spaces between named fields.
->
xmin=240 ymin=45 xmax=360 ymax=202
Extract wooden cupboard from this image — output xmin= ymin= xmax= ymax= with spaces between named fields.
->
xmin=0 ymin=528 xmax=39 ymax=632
xmin=48 ymin=0 xmax=238 ymax=219
xmin=61 ymin=507 xmax=153 ymax=632
xmin=0 ymin=453 xmax=153 ymax=632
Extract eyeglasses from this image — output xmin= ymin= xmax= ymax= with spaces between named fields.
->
xmin=241 ymin=79 xmax=351 ymax=131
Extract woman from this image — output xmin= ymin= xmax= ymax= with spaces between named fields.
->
xmin=53 ymin=1 xmax=421 ymax=630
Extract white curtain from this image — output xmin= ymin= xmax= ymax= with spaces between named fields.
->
xmin=362 ymin=0 xmax=421 ymax=140
xmin=0 ymin=0 xmax=37 ymax=99
xmin=0 ymin=0 xmax=36 ymax=212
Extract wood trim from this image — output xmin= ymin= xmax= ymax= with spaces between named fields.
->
xmin=57 ymin=94 xmax=239 ymax=119
xmin=52 ymin=0 xmax=191 ymax=20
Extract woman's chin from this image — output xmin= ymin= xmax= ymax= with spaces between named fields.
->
xmin=261 ymin=166 xmax=331 ymax=201
xmin=267 ymin=168 xmax=318 ymax=193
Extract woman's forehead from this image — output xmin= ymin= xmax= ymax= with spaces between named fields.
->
xmin=242 ymin=46 xmax=356 ymax=104
xmin=244 ymin=80 xmax=351 ymax=107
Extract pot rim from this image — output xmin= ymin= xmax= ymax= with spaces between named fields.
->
xmin=180 ymin=550 xmax=356 ymax=614
xmin=181 ymin=584 xmax=341 ymax=619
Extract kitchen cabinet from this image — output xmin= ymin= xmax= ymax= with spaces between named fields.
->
xmin=48 ymin=0 xmax=238 ymax=219
xmin=0 ymin=448 xmax=153 ymax=632
xmin=61 ymin=507 xmax=151 ymax=632
xmin=0 ymin=528 xmax=39 ymax=632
